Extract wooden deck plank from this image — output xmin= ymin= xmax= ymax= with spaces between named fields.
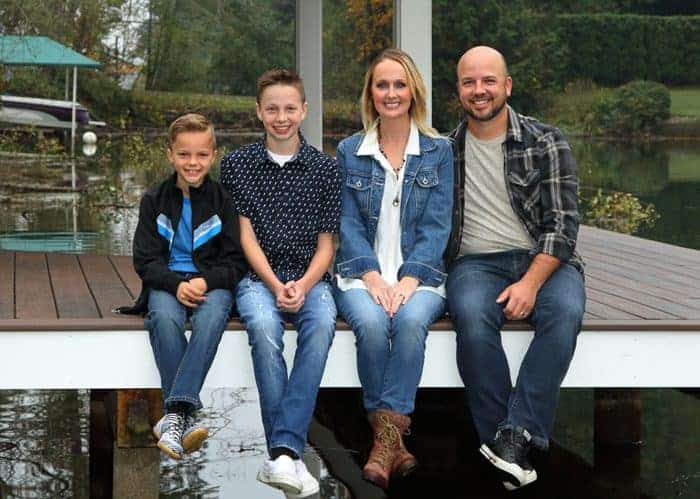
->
xmin=1 ymin=318 xmax=699 ymax=332
xmin=109 ymin=255 xmax=141 ymax=300
xmin=584 ymin=267 xmax=697 ymax=306
xmin=586 ymin=289 xmax=676 ymax=319
xmin=579 ymin=242 xmax=700 ymax=279
xmin=14 ymin=252 xmax=57 ymax=319
xmin=581 ymin=247 xmax=700 ymax=290
xmin=586 ymin=276 xmax=700 ymax=319
xmin=0 ymin=252 xmax=14 ymax=319
xmin=78 ymin=255 xmax=134 ymax=318
xmin=579 ymin=226 xmax=700 ymax=265
xmin=47 ymin=253 xmax=100 ymax=319
xmin=583 ymin=297 xmax=640 ymax=320
xmin=583 ymin=258 xmax=694 ymax=296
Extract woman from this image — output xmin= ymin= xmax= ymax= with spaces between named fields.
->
xmin=333 ymin=48 xmax=453 ymax=489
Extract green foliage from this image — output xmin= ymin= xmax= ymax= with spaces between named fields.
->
xmin=582 ymin=188 xmax=659 ymax=234
xmin=0 ymin=67 xmax=63 ymax=99
xmin=591 ymin=80 xmax=671 ymax=135
xmin=556 ymin=14 xmax=700 ymax=86
xmin=0 ymin=129 xmax=66 ymax=155
xmin=431 ymin=0 xmax=570 ymax=131
xmin=144 ymin=0 xmax=295 ymax=95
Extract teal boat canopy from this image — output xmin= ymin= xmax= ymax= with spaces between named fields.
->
xmin=0 ymin=35 xmax=100 ymax=68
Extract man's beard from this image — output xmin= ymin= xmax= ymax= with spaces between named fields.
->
xmin=465 ymin=96 xmax=507 ymax=122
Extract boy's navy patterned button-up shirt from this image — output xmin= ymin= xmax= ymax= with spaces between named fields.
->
xmin=446 ymin=105 xmax=584 ymax=273
xmin=220 ymin=134 xmax=341 ymax=283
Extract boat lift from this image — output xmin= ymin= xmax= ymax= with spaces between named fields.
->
xmin=0 ymin=35 xmax=102 ymax=158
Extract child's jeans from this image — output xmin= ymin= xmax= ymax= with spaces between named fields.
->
xmin=236 ymin=277 xmax=336 ymax=458
xmin=146 ymin=288 xmax=233 ymax=412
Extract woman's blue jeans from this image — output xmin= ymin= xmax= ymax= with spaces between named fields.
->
xmin=446 ymin=250 xmax=585 ymax=450
xmin=334 ymin=287 xmax=445 ymax=415
xmin=236 ymin=278 xmax=336 ymax=458
xmin=146 ymin=288 xmax=233 ymax=412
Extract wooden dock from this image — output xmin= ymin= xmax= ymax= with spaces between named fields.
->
xmin=1 ymin=225 xmax=699 ymax=390
xmin=1 ymin=224 xmax=698 ymax=499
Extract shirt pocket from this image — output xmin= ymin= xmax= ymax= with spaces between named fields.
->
xmin=345 ymin=171 xmax=372 ymax=214
xmin=411 ymin=165 xmax=439 ymax=214
xmin=507 ymin=169 xmax=541 ymax=216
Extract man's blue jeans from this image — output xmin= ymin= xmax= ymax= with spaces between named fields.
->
xmin=334 ymin=287 xmax=445 ymax=415
xmin=146 ymin=288 xmax=233 ymax=412
xmin=236 ymin=278 xmax=336 ymax=458
xmin=446 ymin=250 xmax=585 ymax=450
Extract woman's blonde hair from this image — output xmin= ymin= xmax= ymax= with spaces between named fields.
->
xmin=360 ymin=48 xmax=439 ymax=138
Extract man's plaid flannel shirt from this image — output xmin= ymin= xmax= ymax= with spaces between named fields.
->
xmin=446 ymin=105 xmax=584 ymax=273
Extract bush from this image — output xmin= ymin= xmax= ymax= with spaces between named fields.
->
xmin=591 ymin=80 xmax=671 ymax=135
xmin=582 ymin=189 xmax=659 ymax=234
xmin=555 ymin=14 xmax=700 ymax=86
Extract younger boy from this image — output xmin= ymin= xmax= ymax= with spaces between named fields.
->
xmin=220 ymin=69 xmax=340 ymax=497
xmin=130 ymin=113 xmax=247 ymax=459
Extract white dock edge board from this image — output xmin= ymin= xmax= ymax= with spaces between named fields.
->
xmin=1 ymin=329 xmax=698 ymax=389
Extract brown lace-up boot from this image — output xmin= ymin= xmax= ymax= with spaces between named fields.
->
xmin=363 ymin=410 xmax=415 ymax=488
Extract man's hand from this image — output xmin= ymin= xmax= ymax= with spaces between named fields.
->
xmin=389 ymin=276 xmax=419 ymax=317
xmin=176 ymin=279 xmax=207 ymax=308
xmin=497 ymin=253 xmax=562 ymax=320
xmin=362 ymin=271 xmax=392 ymax=315
xmin=496 ymin=279 xmax=537 ymax=320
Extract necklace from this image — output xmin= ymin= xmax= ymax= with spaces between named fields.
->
xmin=377 ymin=142 xmax=403 ymax=207
xmin=378 ymin=127 xmax=408 ymax=207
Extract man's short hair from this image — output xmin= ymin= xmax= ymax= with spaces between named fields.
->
xmin=168 ymin=113 xmax=216 ymax=149
xmin=256 ymin=69 xmax=306 ymax=103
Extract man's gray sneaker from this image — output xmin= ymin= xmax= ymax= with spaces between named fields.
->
xmin=153 ymin=412 xmax=185 ymax=460
xmin=182 ymin=413 xmax=209 ymax=453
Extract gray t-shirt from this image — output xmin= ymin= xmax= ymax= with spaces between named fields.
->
xmin=458 ymin=131 xmax=534 ymax=257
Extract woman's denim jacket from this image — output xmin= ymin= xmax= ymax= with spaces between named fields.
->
xmin=334 ymin=131 xmax=454 ymax=287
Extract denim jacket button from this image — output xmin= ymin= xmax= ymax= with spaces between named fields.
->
xmin=355 ymin=180 xmax=362 ymax=187
xmin=421 ymin=178 xmax=428 ymax=185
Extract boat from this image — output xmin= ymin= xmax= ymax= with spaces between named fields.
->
xmin=0 ymin=95 xmax=105 ymax=130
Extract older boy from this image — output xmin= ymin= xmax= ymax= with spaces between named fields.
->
xmin=129 ymin=113 xmax=247 ymax=459
xmin=220 ymin=69 xmax=340 ymax=498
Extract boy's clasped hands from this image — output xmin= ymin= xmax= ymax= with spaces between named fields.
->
xmin=275 ymin=280 xmax=307 ymax=313
xmin=176 ymin=277 xmax=208 ymax=308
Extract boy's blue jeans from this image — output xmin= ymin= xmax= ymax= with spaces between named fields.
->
xmin=146 ymin=288 xmax=233 ymax=412
xmin=236 ymin=277 xmax=336 ymax=458
xmin=446 ymin=250 xmax=585 ymax=450
xmin=334 ymin=287 xmax=445 ymax=415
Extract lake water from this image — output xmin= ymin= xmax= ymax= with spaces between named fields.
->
xmin=0 ymin=135 xmax=699 ymax=498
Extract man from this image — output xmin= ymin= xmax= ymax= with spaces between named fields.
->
xmin=445 ymin=46 xmax=585 ymax=491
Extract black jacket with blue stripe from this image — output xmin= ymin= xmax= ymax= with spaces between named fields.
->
xmin=119 ymin=173 xmax=247 ymax=314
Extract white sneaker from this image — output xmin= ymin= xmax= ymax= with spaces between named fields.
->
xmin=256 ymin=455 xmax=302 ymax=494
xmin=286 ymin=459 xmax=320 ymax=498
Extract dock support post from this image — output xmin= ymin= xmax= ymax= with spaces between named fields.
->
xmin=594 ymin=388 xmax=642 ymax=498
xmin=89 ymin=389 xmax=162 ymax=499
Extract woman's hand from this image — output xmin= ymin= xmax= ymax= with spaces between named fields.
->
xmin=389 ymin=276 xmax=419 ymax=316
xmin=362 ymin=271 xmax=392 ymax=315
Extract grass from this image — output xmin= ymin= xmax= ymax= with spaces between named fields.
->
xmin=126 ymin=90 xmax=361 ymax=133
xmin=541 ymin=83 xmax=700 ymax=135
xmin=669 ymin=88 xmax=700 ymax=118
